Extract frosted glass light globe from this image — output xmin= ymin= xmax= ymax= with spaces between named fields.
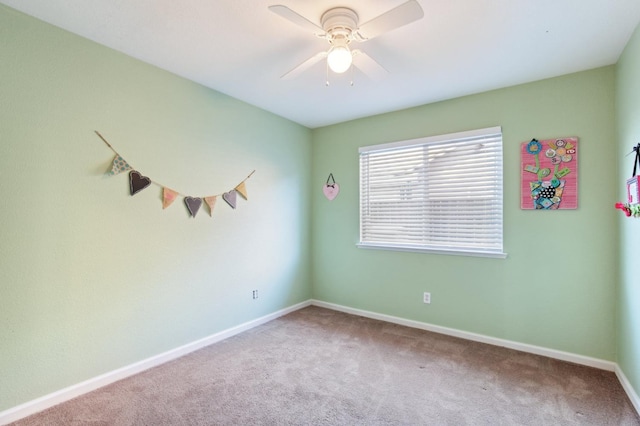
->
xmin=327 ymin=46 xmax=352 ymax=73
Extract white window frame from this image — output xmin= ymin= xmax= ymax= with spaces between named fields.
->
xmin=358 ymin=126 xmax=506 ymax=258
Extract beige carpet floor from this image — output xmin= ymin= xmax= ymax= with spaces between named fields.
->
xmin=11 ymin=306 xmax=640 ymax=425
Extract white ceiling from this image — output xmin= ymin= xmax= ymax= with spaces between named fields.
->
xmin=3 ymin=0 xmax=640 ymax=128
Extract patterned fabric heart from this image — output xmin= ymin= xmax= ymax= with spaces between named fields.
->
xmin=222 ymin=190 xmax=237 ymax=209
xmin=184 ymin=197 xmax=202 ymax=217
xmin=129 ymin=171 xmax=152 ymax=196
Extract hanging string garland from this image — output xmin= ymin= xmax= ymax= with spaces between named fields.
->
xmin=96 ymin=131 xmax=255 ymax=218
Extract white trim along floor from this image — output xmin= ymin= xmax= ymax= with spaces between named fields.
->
xmin=1 ymin=299 xmax=638 ymax=425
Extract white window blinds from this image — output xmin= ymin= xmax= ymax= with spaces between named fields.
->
xmin=358 ymin=126 xmax=505 ymax=258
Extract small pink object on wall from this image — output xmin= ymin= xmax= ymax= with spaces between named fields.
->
xmin=628 ymin=175 xmax=640 ymax=204
xmin=323 ymin=173 xmax=340 ymax=201
xmin=617 ymin=144 xmax=640 ymax=218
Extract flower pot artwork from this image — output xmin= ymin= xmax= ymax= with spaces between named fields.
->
xmin=521 ymin=138 xmax=578 ymax=210
xmin=529 ymin=179 xmax=565 ymax=209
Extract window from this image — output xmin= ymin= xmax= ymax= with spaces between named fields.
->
xmin=358 ymin=126 xmax=505 ymax=258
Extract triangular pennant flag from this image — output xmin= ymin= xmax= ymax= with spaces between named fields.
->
xmin=107 ymin=155 xmax=132 ymax=176
xmin=184 ymin=197 xmax=202 ymax=217
xmin=235 ymin=181 xmax=248 ymax=200
xmin=129 ymin=171 xmax=152 ymax=196
xmin=204 ymin=196 xmax=217 ymax=216
xmin=163 ymin=188 xmax=178 ymax=209
xmin=222 ymin=190 xmax=237 ymax=209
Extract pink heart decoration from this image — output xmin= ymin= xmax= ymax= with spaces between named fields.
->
xmin=129 ymin=171 xmax=152 ymax=196
xmin=223 ymin=190 xmax=237 ymax=209
xmin=323 ymin=183 xmax=340 ymax=201
xmin=184 ymin=197 xmax=202 ymax=217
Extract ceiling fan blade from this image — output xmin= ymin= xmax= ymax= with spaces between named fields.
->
xmin=356 ymin=0 xmax=424 ymax=41
xmin=281 ymin=51 xmax=328 ymax=80
xmin=352 ymin=50 xmax=388 ymax=81
xmin=268 ymin=5 xmax=324 ymax=35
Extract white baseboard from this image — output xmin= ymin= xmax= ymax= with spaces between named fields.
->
xmin=310 ymin=300 xmax=617 ymax=371
xmin=616 ymin=364 xmax=640 ymax=415
xmin=3 ymin=299 xmax=638 ymax=424
xmin=311 ymin=300 xmax=640 ymax=416
xmin=0 ymin=300 xmax=311 ymax=426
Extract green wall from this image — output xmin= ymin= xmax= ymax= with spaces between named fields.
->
xmin=311 ymin=67 xmax=618 ymax=361
xmin=3 ymin=1 xmax=638 ymax=416
xmin=616 ymin=21 xmax=640 ymax=400
xmin=0 ymin=5 xmax=311 ymax=411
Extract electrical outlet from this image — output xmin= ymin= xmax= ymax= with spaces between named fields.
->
xmin=252 ymin=290 xmax=259 ymax=300
xmin=423 ymin=292 xmax=431 ymax=304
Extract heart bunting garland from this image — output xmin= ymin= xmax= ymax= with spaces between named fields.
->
xmin=129 ymin=171 xmax=152 ymax=196
xmin=204 ymin=196 xmax=217 ymax=216
xmin=184 ymin=197 xmax=203 ymax=217
xmin=222 ymin=190 xmax=237 ymax=209
xmin=235 ymin=181 xmax=248 ymax=200
xmin=108 ymin=155 xmax=132 ymax=176
xmin=163 ymin=188 xmax=178 ymax=209
xmin=96 ymin=130 xmax=255 ymax=219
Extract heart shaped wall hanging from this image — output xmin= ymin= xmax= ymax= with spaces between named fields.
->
xmin=323 ymin=173 xmax=340 ymax=201
xmin=129 ymin=170 xmax=152 ymax=196
xmin=223 ymin=190 xmax=237 ymax=209
xmin=184 ymin=196 xmax=202 ymax=217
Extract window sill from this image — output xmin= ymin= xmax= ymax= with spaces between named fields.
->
xmin=356 ymin=243 xmax=508 ymax=259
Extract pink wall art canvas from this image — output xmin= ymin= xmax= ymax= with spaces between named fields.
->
xmin=520 ymin=137 xmax=578 ymax=210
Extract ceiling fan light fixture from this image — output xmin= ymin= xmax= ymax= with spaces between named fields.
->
xmin=271 ymin=1 xmax=423 ymax=81
xmin=327 ymin=45 xmax=352 ymax=73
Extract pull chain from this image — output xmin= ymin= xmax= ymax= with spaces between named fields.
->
xmin=325 ymin=61 xmax=330 ymax=87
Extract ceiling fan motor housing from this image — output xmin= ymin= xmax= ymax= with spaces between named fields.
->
xmin=321 ymin=7 xmax=359 ymax=42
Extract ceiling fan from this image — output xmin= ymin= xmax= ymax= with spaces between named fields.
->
xmin=268 ymin=0 xmax=424 ymax=82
